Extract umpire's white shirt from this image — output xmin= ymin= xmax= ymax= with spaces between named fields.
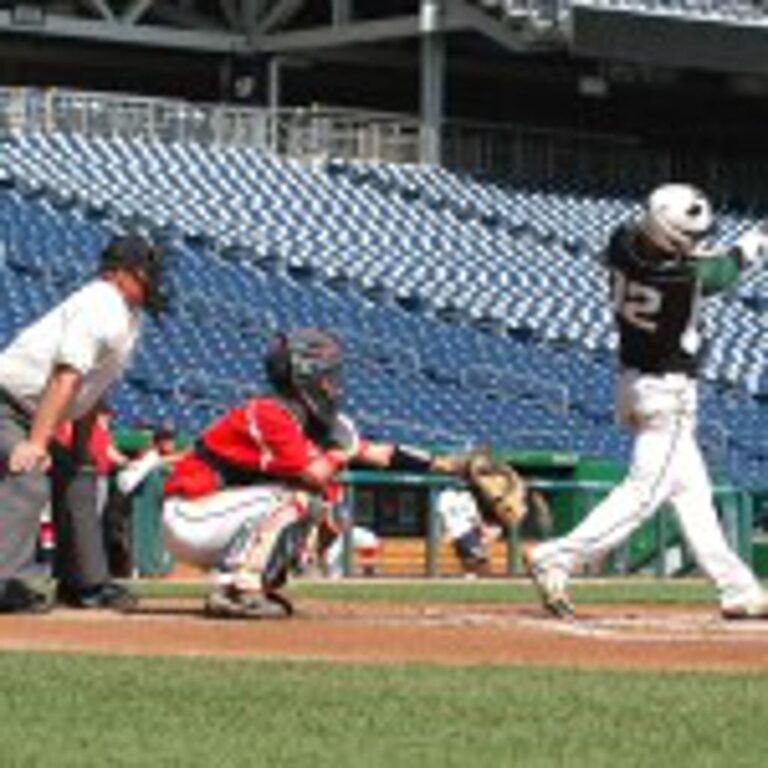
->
xmin=0 ymin=279 xmax=141 ymax=419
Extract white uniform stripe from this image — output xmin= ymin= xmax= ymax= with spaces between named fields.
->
xmin=245 ymin=401 xmax=273 ymax=472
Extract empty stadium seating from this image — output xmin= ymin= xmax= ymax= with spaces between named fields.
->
xmin=1 ymin=130 xmax=766 ymax=487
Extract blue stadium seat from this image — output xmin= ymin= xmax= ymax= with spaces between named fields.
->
xmin=2 ymin=136 xmax=766 ymax=486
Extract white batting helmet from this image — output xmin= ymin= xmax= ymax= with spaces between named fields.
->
xmin=640 ymin=183 xmax=714 ymax=255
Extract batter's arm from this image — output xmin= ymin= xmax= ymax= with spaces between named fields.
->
xmin=689 ymin=223 xmax=767 ymax=295
xmin=690 ymin=252 xmax=743 ymax=296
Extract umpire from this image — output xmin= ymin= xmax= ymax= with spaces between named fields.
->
xmin=0 ymin=231 xmax=163 ymax=613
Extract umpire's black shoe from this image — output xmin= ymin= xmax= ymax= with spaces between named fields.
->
xmin=0 ymin=579 xmax=53 ymax=614
xmin=56 ymin=582 xmax=138 ymax=612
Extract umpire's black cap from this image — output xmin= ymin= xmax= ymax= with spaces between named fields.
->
xmin=99 ymin=231 xmax=164 ymax=314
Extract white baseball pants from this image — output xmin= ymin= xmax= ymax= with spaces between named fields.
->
xmin=162 ymin=486 xmax=294 ymax=570
xmin=533 ymin=371 xmax=764 ymax=608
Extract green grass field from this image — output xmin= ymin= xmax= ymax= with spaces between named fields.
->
xmin=1 ymin=579 xmax=766 ymax=768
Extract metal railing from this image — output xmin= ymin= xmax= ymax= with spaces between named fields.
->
xmin=5 ymin=86 xmax=768 ymax=199
xmin=485 ymin=0 xmax=768 ymax=23
xmin=571 ymin=0 xmax=768 ymax=19
xmin=0 ymin=87 xmax=422 ymax=164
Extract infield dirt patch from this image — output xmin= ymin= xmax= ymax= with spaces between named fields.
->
xmin=2 ymin=598 xmax=768 ymax=672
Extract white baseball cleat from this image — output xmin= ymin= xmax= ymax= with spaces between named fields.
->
xmin=721 ymin=594 xmax=768 ymax=621
xmin=524 ymin=549 xmax=574 ymax=620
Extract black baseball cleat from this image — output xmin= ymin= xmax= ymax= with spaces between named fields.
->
xmin=0 ymin=579 xmax=53 ymax=614
xmin=56 ymin=582 xmax=139 ymax=612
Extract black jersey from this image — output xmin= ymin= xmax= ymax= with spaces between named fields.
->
xmin=606 ymin=223 xmax=702 ymax=376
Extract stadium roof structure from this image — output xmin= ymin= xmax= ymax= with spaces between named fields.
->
xmin=3 ymin=1 xmax=768 ymax=161
xmin=0 ymin=1 xmax=572 ymax=164
xmin=2 ymin=0 xmax=767 ymax=66
xmin=0 ymin=1 xmax=562 ymax=53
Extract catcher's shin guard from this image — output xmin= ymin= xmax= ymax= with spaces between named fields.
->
xmin=217 ymin=491 xmax=314 ymax=595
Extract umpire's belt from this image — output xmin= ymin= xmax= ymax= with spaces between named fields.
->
xmin=193 ymin=440 xmax=264 ymax=489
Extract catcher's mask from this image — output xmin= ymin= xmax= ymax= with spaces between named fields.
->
xmin=99 ymin=231 xmax=165 ymax=315
xmin=264 ymin=328 xmax=343 ymax=429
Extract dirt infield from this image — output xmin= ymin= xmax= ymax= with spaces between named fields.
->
xmin=2 ymin=598 xmax=768 ymax=672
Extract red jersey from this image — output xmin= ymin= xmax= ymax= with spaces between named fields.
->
xmin=164 ymin=397 xmax=334 ymax=499
xmin=55 ymin=420 xmax=114 ymax=476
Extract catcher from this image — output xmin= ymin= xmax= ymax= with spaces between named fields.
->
xmin=161 ymin=328 xmax=529 ymax=618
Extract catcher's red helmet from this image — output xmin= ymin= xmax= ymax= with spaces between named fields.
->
xmin=264 ymin=328 xmax=343 ymax=428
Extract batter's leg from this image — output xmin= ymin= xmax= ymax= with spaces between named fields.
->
xmin=533 ymin=424 xmax=679 ymax=573
xmin=669 ymin=433 xmax=764 ymax=609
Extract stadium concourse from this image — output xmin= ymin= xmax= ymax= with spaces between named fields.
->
xmin=0 ymin=130 xmax=766 ymax=489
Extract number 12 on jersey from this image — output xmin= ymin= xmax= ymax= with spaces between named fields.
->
xmin=611 ymin=271 xmax=662 ymax=333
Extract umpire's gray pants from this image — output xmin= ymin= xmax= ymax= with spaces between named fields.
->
xmin=51 ymin=452 xmax=110 ymax=590
xmin=0 ymin=399 xmax=111 ymax=587
xmin=0 ymin=401 xmax=49 ymax=579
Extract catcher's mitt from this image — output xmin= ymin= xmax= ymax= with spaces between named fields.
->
xmin=462 ymin=450 xmax=527 ymax=528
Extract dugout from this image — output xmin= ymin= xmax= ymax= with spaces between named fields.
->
xmin=339 ymin=451 xmax=757 ymax=579
xmin=345 ymin=448 xmax=582 ymax=538
xmin=751 ymin=493 xmax=768 ymax=577
xmin=340 ymin=450 xmax=585 ymax=577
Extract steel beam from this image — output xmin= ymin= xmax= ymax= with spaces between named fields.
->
xmin=446 ymin=0 xmax=553 ymax=53
xmin=0 ymin=10 xmax=247 ymax=50
xmin=256 ymin=0 xmax=304 ymax=33
xmin=120 ymin=0 xmax=155 ymax=25
xmin=82 ymin=0 xmax=116 ymax=22
xmin=251 ymin=15 xmax=420 ymax=52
